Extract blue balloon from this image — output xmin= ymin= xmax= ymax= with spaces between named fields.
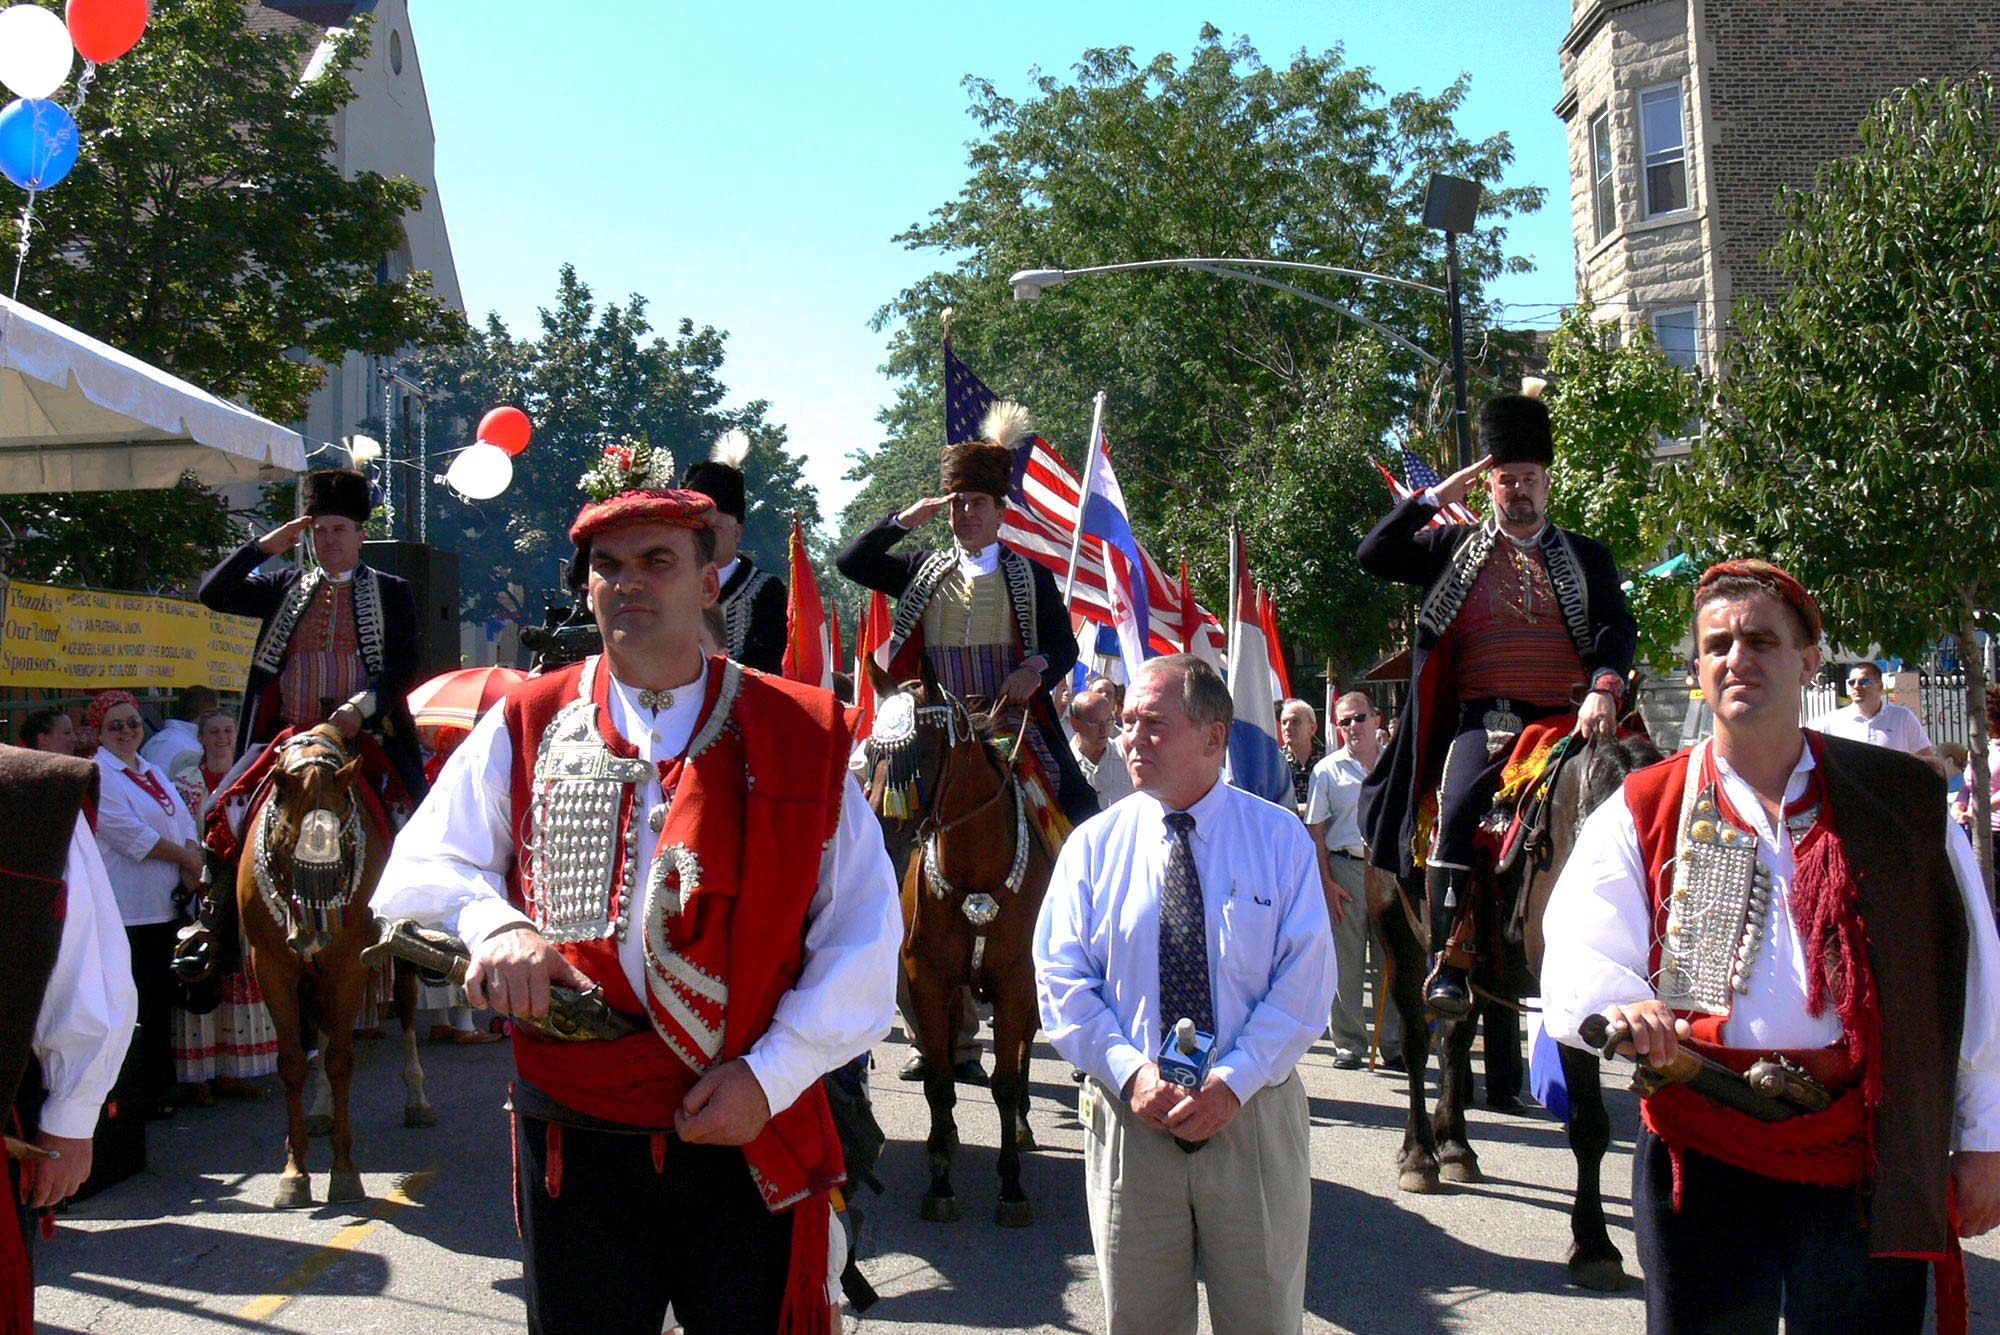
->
xmin=0 ymin=98 xmax=80 ymax=192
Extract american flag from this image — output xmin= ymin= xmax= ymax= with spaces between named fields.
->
xmin=1372 ymin=447 xmax=1479 ymax=528
xmin=945 ymin=338 xmax=1225 ymax=657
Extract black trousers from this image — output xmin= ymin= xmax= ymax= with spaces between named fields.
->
xmin=1431 ymin=699 xmax=1565 ymax=867
xmin=1633 ymin=1128 xmax=1928 ymax=1335
xmin=124 ymin=922 xmax=179 ymax=1101
xmin=513 ymin=1113 xmax=795 ymax=1335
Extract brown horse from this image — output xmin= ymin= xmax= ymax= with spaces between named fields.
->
xmin=1370 ymin=729 xmax=1662 ymax=1291
xmin=237 ymin=725 xmax=434 ymax=1208
xmin=860 ymin=659 xmax=1052 ymax=1227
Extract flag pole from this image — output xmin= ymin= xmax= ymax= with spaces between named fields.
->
xmin=1061 ymin=390 xmax=1108 ymax=608
xmin=1226 ymin=519 xmax=1240 ymax=663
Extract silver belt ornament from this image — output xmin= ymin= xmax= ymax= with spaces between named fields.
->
xmin=1658 ymin=739 xmax=1786 ymax=1015
xmin=524 ymin=697 xmax=650 ymax=944
xmin=921 ymin=779 xmax=1031 ymax=975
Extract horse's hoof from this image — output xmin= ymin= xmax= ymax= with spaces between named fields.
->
xmin=920 ymin=1193 xmax=959 ymax=1223
xmin=1397 ymin=1166 xmax=1441 ymax=1194
xmin=305 ymin=1113 xmax=334 ymax=1137
xmin=1571 ymin=1256 xmax=1631 ymax=1292
xmin=327 ymin=1169 xmax=366 ymax=1203
xmin=994 ymin=1198 xmax=1034 ymax=1229
xmin=1439 ymin=1158 xmax=1484 ymax=1184
xmin=272 ymin=1175 xmax=313 ymax=1209
xmin=404 ymin=1104 xmax=437 ymax=1129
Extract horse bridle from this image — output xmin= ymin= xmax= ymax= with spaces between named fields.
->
xmin=252 ymin=731 xmax=366 ymax=956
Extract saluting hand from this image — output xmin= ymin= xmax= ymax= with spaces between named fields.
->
xmin=896 ymin=495 xmax=954 ymax=529
xmin=1431 ymin=454 xmax=1492 ymax=512
xmin=465 ymin=925 xmax=592 ymax=1021
xmin=676 ymin=1059 xmax=773 ymax=1146
xmin=256 ymin=515 xmax=312 ymax=556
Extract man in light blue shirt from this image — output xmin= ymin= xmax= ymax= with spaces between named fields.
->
xmin=1035 ymin=653 xmax=1335 ymax=1335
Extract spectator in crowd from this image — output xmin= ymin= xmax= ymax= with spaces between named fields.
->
xmin=1305 ymin=692 xmax=1401 ymax=1070
xmin=141 ymin=685 xmax=217 ymax=775
xmin=1277 ymin=699 xmax=1323 ymax=817
xmin=1954 ymin=686 xmax=2000 ymax=873
xmin=22 ymin=708 xmax=77 ymax=756
xmin=88 ymin=691 xmax=202 ymax=1118
xmin=1811 ymin=661 xmax=1944 ymax=772
xmin=1070 ymin=688 xmax=1134 ymax=807
xmin=1036 ymin=654 xmax=1335 ymax=1335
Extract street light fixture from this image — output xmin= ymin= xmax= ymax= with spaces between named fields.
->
xmin=1422 ymin=173 xmax=1485 ymax=470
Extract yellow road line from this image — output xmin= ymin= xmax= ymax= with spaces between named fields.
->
xmin=237 ymin=1167 xmax=437 ymax=1323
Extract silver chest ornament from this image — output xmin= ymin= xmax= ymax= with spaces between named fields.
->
xmin=524 ymin=697 xmax=651 ymax=944
xmin=252 ymin=800 xmax=364 ymax=957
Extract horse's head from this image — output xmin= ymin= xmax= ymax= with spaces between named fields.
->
xmin=255 ymin=725 xmax=367 ymax=957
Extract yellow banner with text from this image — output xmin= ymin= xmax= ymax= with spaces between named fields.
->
xmin=0 ymin=578 xmax=259 ymax=692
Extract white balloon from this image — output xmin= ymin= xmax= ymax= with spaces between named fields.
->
xmin=445 ymin=441 xmax=513 ymax=501
xmin=0 ymin=6 xmax=74 ymax=101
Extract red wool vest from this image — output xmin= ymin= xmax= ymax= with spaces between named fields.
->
xmin=501 ymin=658 xmax=856 ymax=1334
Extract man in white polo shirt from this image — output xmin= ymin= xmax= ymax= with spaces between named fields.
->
xmin=1305 ymin=691 xmax=1399 ymax=1069
xmin=1811 ymin=661 xmax=1941 ymax=771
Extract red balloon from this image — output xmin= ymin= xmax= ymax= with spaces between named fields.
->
xmin=477 ymin=406 xmax=532 ymax=456
xmin=66 ymin=0 xmax=149 ymax=64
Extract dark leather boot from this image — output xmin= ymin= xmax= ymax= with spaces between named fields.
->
xmin=171 ymin=851 xmax=241 ymax=983
xmin=1424 ymin=864 xmax=1474 ymax=1019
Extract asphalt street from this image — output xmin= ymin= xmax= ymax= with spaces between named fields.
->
xmin=30 ymin=1021 xmax=2000 ymax=1334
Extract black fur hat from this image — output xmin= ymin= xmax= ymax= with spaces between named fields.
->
xmin=683 ymin=429 xmax=750 ymax=522
xmin=301 ymin=469 xmax=372 ymax=523
xmin=1478 ymin=393 xmax=1554 ymax=468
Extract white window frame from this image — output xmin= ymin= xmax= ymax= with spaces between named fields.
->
xmin=1639 ymin=81 xmax=1690 ymax=218
xmin=1590 ymin=108 xmax=1615 ymax=242
xmin=1650 ymin=305 xmax=1700 ymax=371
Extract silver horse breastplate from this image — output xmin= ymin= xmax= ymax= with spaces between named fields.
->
xmin=525 ymin=698 xmax=652 ymax=944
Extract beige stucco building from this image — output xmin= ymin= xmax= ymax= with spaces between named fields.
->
xmin=1555 ymin=0 xmax=2000 ymax=420
xmin=250 ymin=0 xmax=463 ymax=528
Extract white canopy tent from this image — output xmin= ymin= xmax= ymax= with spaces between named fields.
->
xmin=0 ymin=295 xmax=305 ymax=494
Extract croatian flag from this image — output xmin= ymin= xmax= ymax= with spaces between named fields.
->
xmin=1224 ymin=538 xmax=1292 ymax=804
xmin=1074 ymin=425 xmax=1154 ymax=681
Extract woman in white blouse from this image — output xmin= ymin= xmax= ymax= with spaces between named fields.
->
xmin=89 ymin=690 xmax=202 ymax=1117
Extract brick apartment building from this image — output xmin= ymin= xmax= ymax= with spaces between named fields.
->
xmin=1554 ymin=0 xmax=2000 ymax=434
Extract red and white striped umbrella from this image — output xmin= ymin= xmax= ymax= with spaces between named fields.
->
xmin=405 ymin=665 xmax=527 ymax=731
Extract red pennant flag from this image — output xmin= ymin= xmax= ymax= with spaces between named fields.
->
xmin=854 ymin=590 xmax=892 ymax=736
xmin=1258 ymin=587 xmax=1292 ymax=699
xmin=781 ymin=518 xmax=832 ymax=689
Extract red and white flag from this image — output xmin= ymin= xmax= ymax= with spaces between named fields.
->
xmin=781 ymin=518 xmax=832 ymax=690
xmin=853 ymin=590 xmax=892 ymax=737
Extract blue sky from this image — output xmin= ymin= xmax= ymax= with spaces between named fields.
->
xmin=417 ymin=0 xmax=1578 ymax=524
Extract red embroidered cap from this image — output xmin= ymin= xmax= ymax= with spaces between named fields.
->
xmin=85 ymin=689 xmax=139 ymax=735
xmin=568 ymin=488 xmax=716 ymax=546
xmin=1696 ymin=558 xmax=1823 ymax=643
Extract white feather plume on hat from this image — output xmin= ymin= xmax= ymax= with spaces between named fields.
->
xmin=709 ymin=429 xmax=752 ymax=468
xmin=979 ymin=401 xmax=1032 ymax=451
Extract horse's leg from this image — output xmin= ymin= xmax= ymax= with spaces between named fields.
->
xmin=393 ymin=962 xmax=436 ymax=1128
xmin=988 ymin=981 xmax=1035 ymax=1228
xmin=1433 ymin=1011 xmax=1483 ymax=1183
xmin=323 ymin=960 xmax=368 ymax=1203
xmin=1561 ymin=1047 xmax=1629 ymax=1290
xmin=907 ymin=960 xmax=961 ymax=1223
xmin=254 ymin=947 xmax=314 ymax=1209
xmin=1376 ymin=891 xmax=1439 ymax=1193
xmin=306 ymin=1047 xmax=333 ymax=1136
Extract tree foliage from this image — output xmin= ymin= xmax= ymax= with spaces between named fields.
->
xmin=405 ymin=265 xmax=820 ymax=623
xmin=0 ymin=0 xmax=464 ymax=591
xmin=845 ymin=27 xmax=1542 ymax=679
xmin=1674 ymin=76 xmax=2000 ymax=885
xmin=1540 ymin=301 xmax=1706 ymax=664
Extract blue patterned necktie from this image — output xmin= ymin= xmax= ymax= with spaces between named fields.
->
xmin=1158 ymin=810 xmax=1214 ymax=1037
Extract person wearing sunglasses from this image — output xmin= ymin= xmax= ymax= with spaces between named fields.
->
xmin=1305 ymin=693 xmax=1399 ymax=1069
xmin=1809 ymin=660 xmax=1945 ymax=774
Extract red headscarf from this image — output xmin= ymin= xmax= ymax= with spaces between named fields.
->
xmin=84 ymin=689 xmax=140 ymax=736
xmin=1696 ymin=559 xmax=1823 ymax=643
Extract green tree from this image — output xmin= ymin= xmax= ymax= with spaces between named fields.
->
xmin=0 ymin=0 xmax=464 ymax=590
xmin=844 ymin=26 xmax=1542 ymax=679
xmin=1676 ymin=76 xmax=2000 ymax=890
xmin=1540 ymin=301 xmax=1706 ymax=665
xmin=406 ymin=265 xmax=820 ymax=624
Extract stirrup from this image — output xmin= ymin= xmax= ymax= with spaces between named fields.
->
xmin=1424 ymin=956 xmax=1474 ymax=1019
xmin=171 ymin=925 xmax=218 ymax=983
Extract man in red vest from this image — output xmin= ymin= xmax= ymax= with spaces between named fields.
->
xmin=1542 ymin=560 xmax=2000 ymax=1335
xmin=375 ymin=451 xmax=900 ymax=1335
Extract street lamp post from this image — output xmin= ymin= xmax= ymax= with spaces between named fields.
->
xmin=1422 ymin=174 xmax=1485 ymax=470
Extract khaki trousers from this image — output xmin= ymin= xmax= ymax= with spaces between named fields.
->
xmin=1081 ymin=1071 xmax=1311 ymax=1335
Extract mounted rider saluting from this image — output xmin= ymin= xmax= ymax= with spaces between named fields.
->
xmin=175 ymin=468 xmax=427 ymax=983
xmin=835 ymin=403 xmax=1098 ymax=834
xmin=1356 ymin=389 xmax=1636 ymax=1019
